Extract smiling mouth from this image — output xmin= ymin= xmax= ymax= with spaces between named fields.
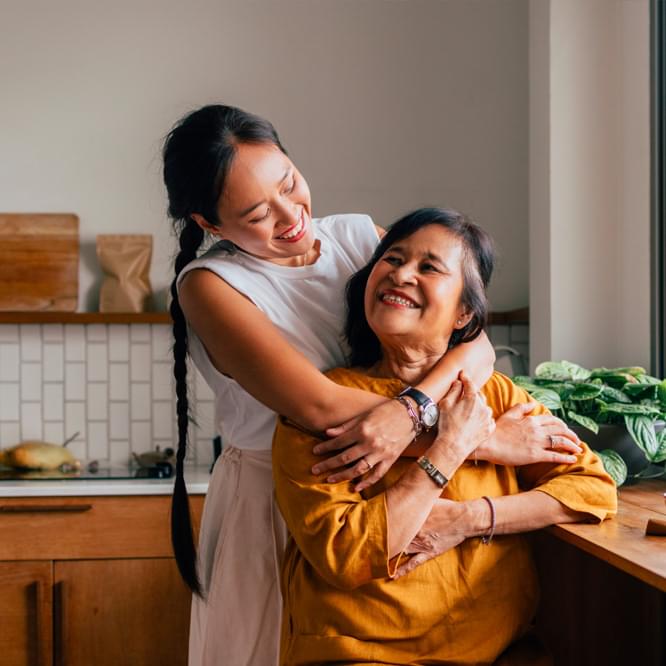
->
xmin=379 ymin=291 xmax=420 ymax=309
xmin=276 ymin=210 xmax=306 ymax=241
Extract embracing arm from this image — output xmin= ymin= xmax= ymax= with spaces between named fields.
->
xmin=180 ymin=269 xmax=493 ymax=432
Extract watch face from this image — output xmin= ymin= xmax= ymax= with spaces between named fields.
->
xmin=422 ymin=403 xmax=439 ymax=428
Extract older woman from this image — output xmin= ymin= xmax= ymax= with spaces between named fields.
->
xmin=272 ymin=208 xmax=617 ymax=665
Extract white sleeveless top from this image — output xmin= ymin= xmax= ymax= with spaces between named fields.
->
xmin=177 ymin=213 xmax=379 ymax=451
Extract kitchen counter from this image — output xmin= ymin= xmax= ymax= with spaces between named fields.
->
xmin=0 ymin=465 xmax=211 ymax=497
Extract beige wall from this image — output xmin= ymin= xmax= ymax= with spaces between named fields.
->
xmin=529 ymin=0 xmax=650 ymax=370
xmin=0 ymin=0 xmax=529 ymax=311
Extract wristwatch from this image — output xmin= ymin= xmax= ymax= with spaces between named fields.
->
xmin=398 ymin=387 xmax=439 ymax=430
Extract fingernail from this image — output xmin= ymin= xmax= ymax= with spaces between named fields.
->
xmin=327 ymin=476 xmax=336 ymax=483
xmin=567 ymin=456 xmax=577 ymax=463
xmin=312 ymin=465 xmax=320 ymax=474
xmin=313 ymin=446 xmax=322 ymax=454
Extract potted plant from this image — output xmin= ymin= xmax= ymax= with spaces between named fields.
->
xmin=513 ymin=361 xmax=666 ymax=487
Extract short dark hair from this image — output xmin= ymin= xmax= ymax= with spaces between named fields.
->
xmin=344 ymin=207 xmax=495 ymax=368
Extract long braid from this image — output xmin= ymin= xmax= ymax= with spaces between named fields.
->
xmin=162 ymin=104 xmax=286 ymax=595
xmin=170 ymin=219 xmax=205 ymax=596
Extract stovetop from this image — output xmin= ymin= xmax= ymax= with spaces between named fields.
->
xmin=0 ymin=461 xmax=173 ymax=481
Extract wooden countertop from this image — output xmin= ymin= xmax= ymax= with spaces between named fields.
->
xmin=548 ymin=478 xmax=666 ymax=593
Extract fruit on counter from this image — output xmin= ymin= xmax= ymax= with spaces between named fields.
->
xmin=0 ymin=441 xmax=81 ymax=470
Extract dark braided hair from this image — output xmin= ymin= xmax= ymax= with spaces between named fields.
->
xmin=163 ymin=105 xmax=285 ymax=596
xmin=345 ymin=207 xmax=495 ymax=368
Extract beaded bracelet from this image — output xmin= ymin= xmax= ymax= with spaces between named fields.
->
xmin=395 ymin=395 xmax=422 ymax=436
xmin=481 ymin=495 xmax=496 ymax=545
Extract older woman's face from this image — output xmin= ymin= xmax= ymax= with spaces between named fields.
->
xmin=364 ymin=225 xmax=469 ymax=350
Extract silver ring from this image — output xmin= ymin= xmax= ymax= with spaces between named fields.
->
xmin=360 ymin=458 xmax=372 ymax=473
xmin=548 ymin=435 xmax=555 ymax=449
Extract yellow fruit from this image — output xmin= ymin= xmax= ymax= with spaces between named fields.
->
xmin=0 ymin=441 xmax=80 ymax=470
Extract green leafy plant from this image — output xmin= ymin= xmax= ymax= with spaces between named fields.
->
xmin=513 ymin=361 xmax=666 ymax=486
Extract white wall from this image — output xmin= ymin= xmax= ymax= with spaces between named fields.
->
xmin=529 ymin=0 xmax=650 ymax=370
xmin=0 ymin=0 xmax=529 ymax=312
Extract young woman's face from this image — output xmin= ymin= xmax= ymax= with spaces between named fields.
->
xmin=211 ymin=143 xmax=314 ymax=265
xmin=364 ymin=224 xmax=471 ymax=351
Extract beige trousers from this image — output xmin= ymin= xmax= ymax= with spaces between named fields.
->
xmin=188 ymin=446 xmax=287 ymax=666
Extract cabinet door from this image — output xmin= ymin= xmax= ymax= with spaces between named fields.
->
xmin=0 ymin=561 xmax=52 ymax=666
xmin=54 ymin=558 xmax=191 ymax=666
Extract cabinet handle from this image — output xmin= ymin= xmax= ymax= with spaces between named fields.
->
xmin=54 ymin=581 xmax=66 ymax=666
xmin=0 ymin=503 xmax=92 ymax=513
xmin=34 ymin=578 xmax=48 ymax=666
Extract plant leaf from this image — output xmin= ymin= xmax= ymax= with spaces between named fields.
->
xmin=602 ymin=402 xmax=662 ymax=416
xmin=595 ymin=449 xmax=628 ymax=486
xmin=636 ymin=374 xmax=661 ymax=385
xmin=567 ymin=411 xmax=599 ymax=434
xmin=612 ymin=366 xmax=647 ymax=377
xmin=653 ymin=428 xmax=666 ymax=463
xmin=535 ymin=362 xmax=572 ymax=381
xmin=658 ymin=379 xmax=666 ymax=407
xmin=512 ymin=376 xmax=540 ymax=392
xmin=570 ymin=383 xmax=603 ymax=401
xmin=624 ymin=415 xmax=659 ymax=460
xmin=528 ymin=387 xmax=562 ymax=411
xmin=623 ymin=383 xmax=659 ymax=400
xmin=599 ymin=386 xmax=632 ymax=404
xmin=561 ymin=361 xmax=592 ymax=381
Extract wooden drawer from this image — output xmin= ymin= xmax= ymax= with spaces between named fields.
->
xmin=0 ymin=495 xmax=204 ymax=560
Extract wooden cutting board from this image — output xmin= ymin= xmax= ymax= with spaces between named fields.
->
xmin=0 ymin=214 xmax=79 ymax=311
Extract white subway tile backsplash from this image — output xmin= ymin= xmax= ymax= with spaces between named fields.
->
xmin=21 ymin=403 xmax=42 ymax=440
xmin=20 ymin=325 xmax=42 ymax=361
xmin=64 ymin=325 xmax=86 ymax=361
xmin=152 ymin=362 xmax=172 ymax=401
xmin=110 ymin=402 xmax=130 ymax=440
xmin=0 ymin=324 xmax=204 ymax=464
xmin=87 ymin=343 xmax=109 ymax=381
xmin=110 ymin=440 xmax=131 ymax=465
xmin=152 ymin=402 xmax=173 ymax=440
xmin=42 ymin=324 xmax=64 ymax=342
xmin=0 ymin=344 xmax=20 ymax=381
xmin=43 ymin=344 xmax=64 ymax=381
xmin=43 ymin=421 xmax=65 ymax=444
xmin=0 ymin=325 xmax=19 ymax=342
xmin=130 ymin=344 xmax=151 ymax=382
xmin=131 ymin=421 xmax=151 ymax=451
xmin=0 ymin=383 xmax=19 ymax=420
xmin=65 ymin=403 xmax=87 ymax=445
xmin=87 ymin=324 xmax=107 ymax=342
xmin=43 ymin=383 xmax=64 ymax=421
xmin=488 ymin=325 xmax=510 ymax=346
xmin=151 ymin=325 xmax=172 ymax=361
xmin=130 ymin=324 xmax=151 ymax=343
xmin=130 ymin=383 xmax=151 ymax=421
xmin=108 ymin=325 xmax=130 ymax=361
xmin=87 ymin=383 xmax=108 ymax=421
xmin=87 ymin=421 xmax=109 ymax=461
xmin=65 ymin=363 xmax=86 ymax=401
xmin=109 ymin=363 xmax=129 ymax=401
xmin=510 ymin=325 xmax=529 ymax=344
xmin=0 ymin=421 xmax=20 ymax=446
xmin=195 ymin=438 xmax=214 ymax=466
xmin=20 ymin=363 xmax=42 ymax=401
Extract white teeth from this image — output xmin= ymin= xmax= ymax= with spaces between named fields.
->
xmin=381 ymin=294 xmax=417 ymax=308
xmin=277 ymin=213 xmax=304 ymax=240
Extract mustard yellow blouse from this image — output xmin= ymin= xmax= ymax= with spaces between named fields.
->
xmin=273 ymin=370 xmax=617 ymax=665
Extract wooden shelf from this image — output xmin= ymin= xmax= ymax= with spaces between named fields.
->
xmin=487 ymin=307 xmax=529 ymax=325
xmin=0 ymin=312 xmax=171 ymax=324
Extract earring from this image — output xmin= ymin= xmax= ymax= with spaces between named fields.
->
xmin=456 ymin=319 xmax=462 ymax=325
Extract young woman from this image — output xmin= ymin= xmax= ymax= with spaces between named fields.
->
xmin=162 ymin=105 xmax=582 ymax=666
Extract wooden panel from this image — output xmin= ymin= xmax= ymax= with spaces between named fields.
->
xmin=533 ymin=531 xmax=665 ymax=666
xmin=0 ymin=214 xmax=78 ymax=311
xmin=0 ymin=561 xmax=52 ymax=666
xmin=546 ymin=485 xmax=666 ymax=593
xmin=55 ymin=558 xmax=190 ymax=666
xmin=0 ymin=495 xmax=204 ymax=560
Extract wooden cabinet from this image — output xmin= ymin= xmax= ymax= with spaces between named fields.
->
xmin=0 ymin=494 xmax=204 ymax=666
